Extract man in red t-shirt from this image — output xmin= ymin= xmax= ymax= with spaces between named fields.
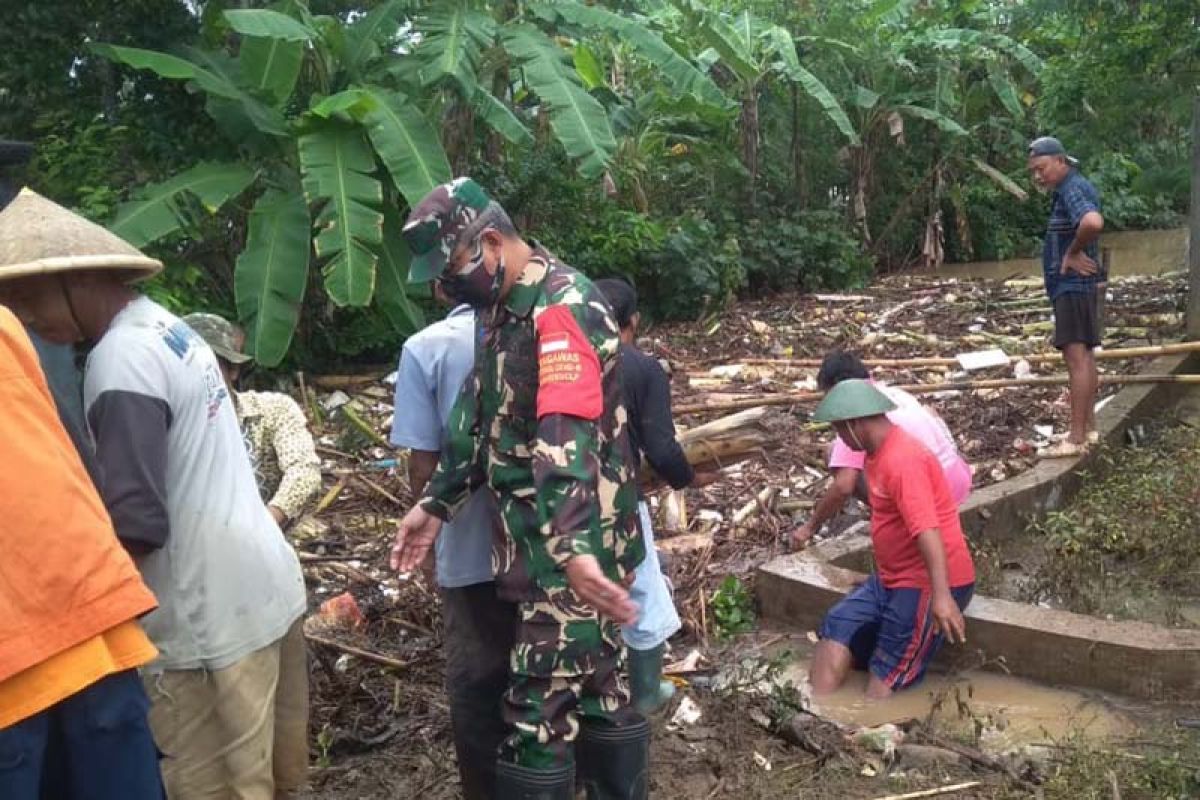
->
xmin=808 ymin=380 xmax=976 ymax=699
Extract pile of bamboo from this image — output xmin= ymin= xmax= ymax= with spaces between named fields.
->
xmin=641 ymin=406 xmax=779 ymax=485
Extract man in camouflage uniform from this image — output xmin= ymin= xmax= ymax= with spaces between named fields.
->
xmin=391 ymin=178 xmax=650 ymax=799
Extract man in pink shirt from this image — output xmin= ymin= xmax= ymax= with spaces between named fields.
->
xmin=792 ymin=352 xmax=971 ymax=549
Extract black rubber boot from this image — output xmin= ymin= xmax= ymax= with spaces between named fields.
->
xmin=576 ymin=716 xmax=651 ymax=800
xmin=494 ymin=759 xmax=575 ymax=800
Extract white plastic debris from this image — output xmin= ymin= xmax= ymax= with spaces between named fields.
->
xmin=322 ymin=390 xmax=351 ymax=411
xmin=669 ymin=696 xmax=703 ymax=728
xmin=1013 ymin=358 xmax=1033 ymax=379
xmin=753 ymin=751 xmax=772 ymax=771
xmin=956 ymin=348 xmax=1009 ymax=371
xmin=383 ymin=370 xmax=399 ymax=386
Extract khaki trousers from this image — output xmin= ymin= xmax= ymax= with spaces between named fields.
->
xmin=143 ymin=621 xmax=309 ymax=799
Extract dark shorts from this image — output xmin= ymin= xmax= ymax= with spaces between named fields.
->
xmin=1053 ymin=289 xmax=1102 ymax=350
xmin=0 ymin=669 xmax=163 ymax=799
xmin=819 ymin=574 xmax=974 ymax=692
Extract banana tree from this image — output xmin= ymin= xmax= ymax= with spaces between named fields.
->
xmin=93 ymin=4 xmax=451 ymax=364
xmin=670 ymin=3 xmax=860 ymax=209
xmin=831 ymin=16 xmax=1043 ymax=261
xmin=95 ymin=0 xmax=721 ymax=364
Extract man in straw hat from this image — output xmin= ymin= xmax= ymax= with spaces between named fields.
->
xmin=808 ymin=380 xmax=975 ymax=699
xmin=0 ymin=141 xmax=163 ymax=798
xmin=0 ymin=187 xmax=308 ymax=799
xmin=391 ymin=178 xmax=650 ymax=798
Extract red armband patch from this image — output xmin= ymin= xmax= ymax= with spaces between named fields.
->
xmin=535 ymin=304 xmax=603 ymax=420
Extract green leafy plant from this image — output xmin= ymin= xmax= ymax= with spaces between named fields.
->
xmin=710 ymin=574 xmax=755 ymax=639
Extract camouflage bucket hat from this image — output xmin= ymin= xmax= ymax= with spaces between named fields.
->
xmin=181 ymin=312 xmax=251 ymax=364
xmin=401 ymin=177 xmax=493 ymax=283
xmin=812 ymin=379 xmax=896 ymax=423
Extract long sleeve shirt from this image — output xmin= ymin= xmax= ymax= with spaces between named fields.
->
xmin=618 ymin=343 xmax=694 ymax=491
xmin=419 ymin=246 xmax=645 ymax=602
xmin=236 ymin=390 xmax=322 ymax=522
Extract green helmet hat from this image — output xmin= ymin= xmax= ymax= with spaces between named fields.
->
xmin=181 ymin=312 xmax=251 ymax=364
xmin=812 ymin=379 xmax=896 ymax=423
xmin=401 ymin=177 xmax=493 ymax=283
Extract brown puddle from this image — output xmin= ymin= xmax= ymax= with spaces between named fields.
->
xmin=779 ymin=663 xmax=1132 ymax=751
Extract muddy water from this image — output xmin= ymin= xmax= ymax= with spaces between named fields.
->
xmin=934 ymin=227 xmax=1187 ymax=281
xmin=779 ymin=662 xmax=1131 ymax=751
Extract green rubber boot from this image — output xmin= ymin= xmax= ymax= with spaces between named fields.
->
xmin=495 ymin=759 xmax=574 ymax=800
xmin=627 ymin=644 xmax=674 ymax=714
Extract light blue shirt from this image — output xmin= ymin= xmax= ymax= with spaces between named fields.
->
xmin=390 ymin=305 xmax=495 ymax=588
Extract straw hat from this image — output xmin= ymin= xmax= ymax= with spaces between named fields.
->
xmin=0 ymin=188 xmax=161 ymax=283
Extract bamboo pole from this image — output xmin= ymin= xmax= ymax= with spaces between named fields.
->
xmin=868 ymin=783 xmax=982 ymax=800
xmin=674 ymin=373 xmax=1200 ymax=416
xmin=305 ymin=633 xmax=410 ymax=670
xmin=719 ymin=340 xmax=1200 ymax=370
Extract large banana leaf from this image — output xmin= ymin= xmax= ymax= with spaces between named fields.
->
xmin=927 ymin=29 xmax=1043 ymax=75
xmin=502 ymin=24 xmax=617 ymax=179
xmin=89 ymin=43 xmax=242 ymax=100
xmin=234 ymin=188 xmax=311 ymax=366
xmin=895 ymin=104 xmax=968 ymax=136
xmin=413 ymin=2 xmax=496 ymax=95
xmin=375 ymin=206 xmax=427 ymax=335
xmin=539 ymin=1 xmax=730 ymax=108
xmin=472 ymin=88 xmax=533 ymax=145
xmin=110 ymin=162 xmax=258 ymax=247
xmin=343 ymin=0 xmax=405 ymax=78
xmin=239 ymin=36 xmax=304 ymax=103
xmin=298 ymin=124 xmax=382 ymax=307
xmin=970 ymin=157 xmax=1029 ymax=201
xmin=762 ymin=26 xmax=859 ymax=145
xmin=356 ymin=87 xmax=452 ymax=208
xmin=682 ymin=7 xmax=759 ymax=84
xmin=93 ymin=43 xmax=287 ymax=135
xmin=986 ymin=60 xmax=1023 ymax=118
xmin=224 ymin=9 xmax=315 ymax=42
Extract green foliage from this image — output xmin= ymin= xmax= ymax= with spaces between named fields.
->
xmin=710 ymin=575 xmax=755 ymax=639
xmin=736 ymin=211 xmax=873 ymax=294
xmin=1023 ymin=423 xmax=1200 ymax=626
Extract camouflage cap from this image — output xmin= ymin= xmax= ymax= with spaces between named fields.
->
xmin=181 ymin=312 xmax=252 ymax=364
xmin=402 ymin=177 xmax=493 ymax=283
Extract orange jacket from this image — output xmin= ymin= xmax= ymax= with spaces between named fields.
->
xmin=0 ymin=306 xmax=157 ymax=682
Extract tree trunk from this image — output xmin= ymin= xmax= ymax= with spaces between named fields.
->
xmin=1187 ymin=94 xmax=1200 ymax=338
xmin=442 ymin=97 xmax=475 ymax=177
xmin=790 ymin=84 xmax=808 ymax=208
xmin=484 ymin=66 xmax=510 ymax=166
xmin=740 ymin=83 xmax=759 ymax=211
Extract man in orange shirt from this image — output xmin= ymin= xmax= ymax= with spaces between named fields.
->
xmin=0 ymin=139 xmax=162 ymax=798
xmin=807 ymin=380 xmax=975 ymax=700
xmin=0 ymin=303 xmax=163 ymax=796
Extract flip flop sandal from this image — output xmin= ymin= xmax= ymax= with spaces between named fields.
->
xmin=1038 ymin=439 xmax=1088 ymax=459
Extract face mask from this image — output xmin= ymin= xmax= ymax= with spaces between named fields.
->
xmin=439 ymin=238 xmax=504 ymax=310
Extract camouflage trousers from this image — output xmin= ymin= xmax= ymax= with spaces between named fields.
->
xmin=500 ymin=590 xmax=639 ymax=769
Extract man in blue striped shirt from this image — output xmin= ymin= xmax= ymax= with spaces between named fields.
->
xmin=1027 ymin=136 xmax=1105 ymax=458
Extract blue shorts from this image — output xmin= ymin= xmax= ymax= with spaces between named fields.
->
xmin=819 ymin=574 xmax=974 ymax=691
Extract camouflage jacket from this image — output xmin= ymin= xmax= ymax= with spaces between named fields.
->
xmin=420 ymin=246 xmax=644 ymax=602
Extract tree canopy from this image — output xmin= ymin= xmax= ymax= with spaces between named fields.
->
xmin=2 ymin=0 xmax=1194 ymax=367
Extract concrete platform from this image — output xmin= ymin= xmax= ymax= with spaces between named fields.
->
xmin=757 ymin=350 xmax=1200 ymax=700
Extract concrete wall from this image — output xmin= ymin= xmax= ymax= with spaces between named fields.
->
xmin=959 ymin=350 xmax=1200 ymax=543
xmin=936 ymin=228 xmax=1188 ymax=281
xmin=757 ymin=351 xmax=1200 ymax=699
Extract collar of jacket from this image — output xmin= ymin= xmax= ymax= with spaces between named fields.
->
xmin=501 ymin=241 xmax=553 ymax=320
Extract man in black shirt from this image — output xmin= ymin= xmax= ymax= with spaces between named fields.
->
xmin=595 ymin=279 xmax=716 ymax=713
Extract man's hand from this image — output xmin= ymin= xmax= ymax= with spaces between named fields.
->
xmin=790 ymin=521 xmax=816 ymax=550
xmin=1061 ymin=250 xmax=1098 ymax=276
xmin=565 ymin=555 xmax=639 ymax=625
xmin=930 ymin=590 xmax=966 ymax=644
xmin=691 ymin=469 xmax=721 ymax=489
xmin=268 ymin=505 xmax=288 ymax=527
xmin=390 ymin=505 xmax=442 ymax=573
